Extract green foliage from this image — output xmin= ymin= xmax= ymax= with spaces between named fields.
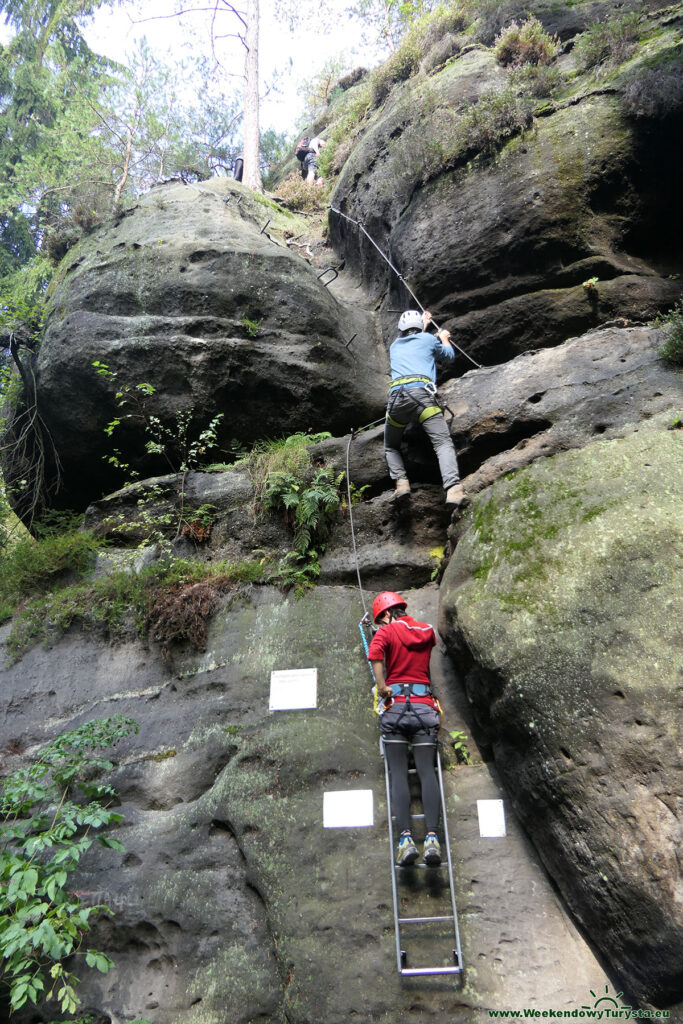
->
xmin=6 ymin=555 xmax=270 ymax=662
xmin=369 ymin=41 xmax=423 ymax=106
xmin=94 ymin=362 xmax=226 ymax=545
xmin=0 ymin=715 xmax=138 ymax=1014
xmin=273 ymin=171 xmax=328 ymax=212
xmin=241 ymin=316 xmax=262 ymax=337
xmin=299 ymin=55 xmax=355 ymax=124
xmin=429 ymin=545 xmax=445 ymax=581
xmin=318 ymin=81 xmax=372 ymax=179
xmin=494 ymin=16 xmax=559 ymax=68
xmin=264 ymin=466 xmax=340 ymax=558
xmin=0 ymin=526 xmax=101 ymax=622
xmin=575 ymin=12 xmax=643 ymax=72
xmin=240 ymin=431 xmax=332 ymax=505
xmin=349 ymin=0 xmax=439 ymax=51
xmin=652 ymin=300 xmax=683 ymax=366
xmin=455 ymin=86 xmax=533 ymax=158
xmin=94 ymin=362 xmax=224 ymax=478
xmin=506 ymin=62 xmax=560 ymax=99
xmin=271 ymin=550 xmax=322 ymax=597
xmin=449 ymin=729 xmax=472 ymax=764
xmin=0 ymin=257 xmax=50 ymax=345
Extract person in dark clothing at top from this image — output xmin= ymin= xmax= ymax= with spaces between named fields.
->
xmin=385 ymin=308 xmax=465 ymax=506
xmin=368 ymin=590 xmax=443 ymax=867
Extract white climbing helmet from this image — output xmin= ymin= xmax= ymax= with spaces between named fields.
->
xmin=397 ymin=310 xmax=423 ymax=332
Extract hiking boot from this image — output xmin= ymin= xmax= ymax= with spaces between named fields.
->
xmin=396 ymin=832 xmax=419 ymax=866
xmin=394 ymin=477 xmax=411 ymax=500
xmin=445 ymin=482 xmax=466 ymax=507
xmin=423 ymin=832 xmax=442 ymax=866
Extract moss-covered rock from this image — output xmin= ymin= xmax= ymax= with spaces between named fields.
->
xmin=439 ymin=418 xmax=683 ymax=1005
xmin=329 ymin=5 xmax=683 ymax=367
xmin=25 ymin=179 xmax=387 ymax=511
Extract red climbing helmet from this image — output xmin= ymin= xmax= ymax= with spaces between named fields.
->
xmin=372 ymin=591 xmax=407 ymax=623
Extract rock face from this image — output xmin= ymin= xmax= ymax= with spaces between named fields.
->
xmin=2 ymin=2 xmax=682 ymax=1019
xmin=438 ymin=419 xmax=683 ymax=1007
xmin=329 ymin=5 xmax=683 ymax=368
xmin=311 ymin=323 xmax=681 ymax=508
xmin=29 ymin=179 xmax=388 ymax=510
xmin=0 ymin=586 xmax=616 ymax=1024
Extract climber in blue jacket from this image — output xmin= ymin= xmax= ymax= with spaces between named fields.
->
xmin=385 ymin=309 xmax=465 ymax=506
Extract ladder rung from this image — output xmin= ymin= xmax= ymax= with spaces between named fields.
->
xmin=395 ymin=863 xmax=444 ymax=870
xmin=399 ymin=915 xmax=455 ymax=924
xmin=390 ymin=813 xmax=425 ymax=819
xmin=400 ymin=966 xmax=462 ymax=977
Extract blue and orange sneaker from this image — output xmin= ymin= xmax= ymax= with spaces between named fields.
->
xmin=423 ymin=832 xmax=442 ymax=865
xmin=396 ymin=831 xmax=419 ymax=866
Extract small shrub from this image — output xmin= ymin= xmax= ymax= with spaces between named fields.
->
xmin=338 ymin=66 xmax=368 ymax=91
xmin=147 ymin=578 xmax=224 ymax=656
xmin=621 ymin=65 xmax=683 ymax=120
xmin=453 ymin=86 xmax=533 ymax=160
xmin=264 ymin=466 xmax=340 ymax=558
xmin=464 ymin=0 xmax=525 ymax=46
xmin=421 ymin=32 xmax=464 ymax=73
xmin=508 ymin=62 xmax=561 ymax=98
xmin=272 ymin=172 xmax=327 ymax=212
xmin=449 ymin=729 xmax=473 ymax=764
xmin=494 ymin=15 xmax=559 ymax=68
xmin=575 ymin=12 xmax=642 ymax=72
xmin=652 ymin=300 xmax=683 ymax=365
xmin=318 ymin=80 xmax=372 ymax=180
xmin=369 ymin=44 xmax=422 ymax=107
xmin=0 ymin=527 xmax=101 ymax=614
xmin=241 ymin=431 xmax=332 ymax=506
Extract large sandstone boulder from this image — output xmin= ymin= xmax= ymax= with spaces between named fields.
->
xmin=438 ymin=418 xmax=683 ymax=1007
xmin=329 ymin=9 xmax=683 ymax=367
xmin=29 ymin=179 xmax=387 ymax=511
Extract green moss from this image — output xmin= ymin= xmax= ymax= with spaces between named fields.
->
xmin=143 ymin=748 xmax=177 ymax=761
xmin=6 ymin=556 xmax=270 ymax=663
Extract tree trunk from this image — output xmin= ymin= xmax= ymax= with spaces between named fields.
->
xmin=243 ymin=0 xmax=262 ymax=191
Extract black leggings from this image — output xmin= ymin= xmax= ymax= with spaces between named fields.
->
xmin=384 ymin=740 xmax=440 ymax=835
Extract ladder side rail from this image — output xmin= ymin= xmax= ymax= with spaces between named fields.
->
xmin=436 ymin=746 xmax=464 ymax=970
xmin=382 ymin=741 xmax=404 ymax=974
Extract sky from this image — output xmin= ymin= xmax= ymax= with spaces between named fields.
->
xmin=77 ymin=0 xmax=381 ymax=133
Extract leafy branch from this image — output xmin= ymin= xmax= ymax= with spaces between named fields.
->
xmin=0 ymin=715 xmax=139 ymax=1015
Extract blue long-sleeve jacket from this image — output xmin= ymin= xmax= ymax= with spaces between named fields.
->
xmin=389 ymin=331 xmax=455 ymax=390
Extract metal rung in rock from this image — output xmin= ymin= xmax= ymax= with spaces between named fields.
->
xmin=401 ymin=966 xmax=462 ymax=977
xmin=399 ymin=915 xmax=455 ymax=924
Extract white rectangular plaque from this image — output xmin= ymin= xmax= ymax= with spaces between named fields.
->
xmin=323 ymin=790 xmax=374 ymax=828
xmin=269 ymin=668 xmax=318 ymax=711
xmin=477 ymin=799 xmax=507 ymax=838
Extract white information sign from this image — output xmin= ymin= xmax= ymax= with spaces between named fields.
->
xmin=477 ymin=799 xmax=507 ymax=838
xmin=323 ymin=790 xmax=374 ymax=828
xmin=269 ymin=668 xmax=318 ymax=711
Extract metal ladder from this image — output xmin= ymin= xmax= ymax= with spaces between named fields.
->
xmin=358 ymin=615 xmax=463 ymax=978
xmin=382 ymin=738 xmax=464 ymax=978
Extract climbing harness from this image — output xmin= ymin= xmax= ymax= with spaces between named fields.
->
xmin=328 ymin=205 xmax=482 ymax=371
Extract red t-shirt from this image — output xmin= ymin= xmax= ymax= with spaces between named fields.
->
xmin=367 ymin=615 xmax=436 ymax=704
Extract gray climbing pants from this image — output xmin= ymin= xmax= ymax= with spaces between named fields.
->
xmin=384 ymin=386 xmax=460 ymax=490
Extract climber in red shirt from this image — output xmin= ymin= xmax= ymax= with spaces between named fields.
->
xmin=367 ymin=591 xmax=442 ymax=867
